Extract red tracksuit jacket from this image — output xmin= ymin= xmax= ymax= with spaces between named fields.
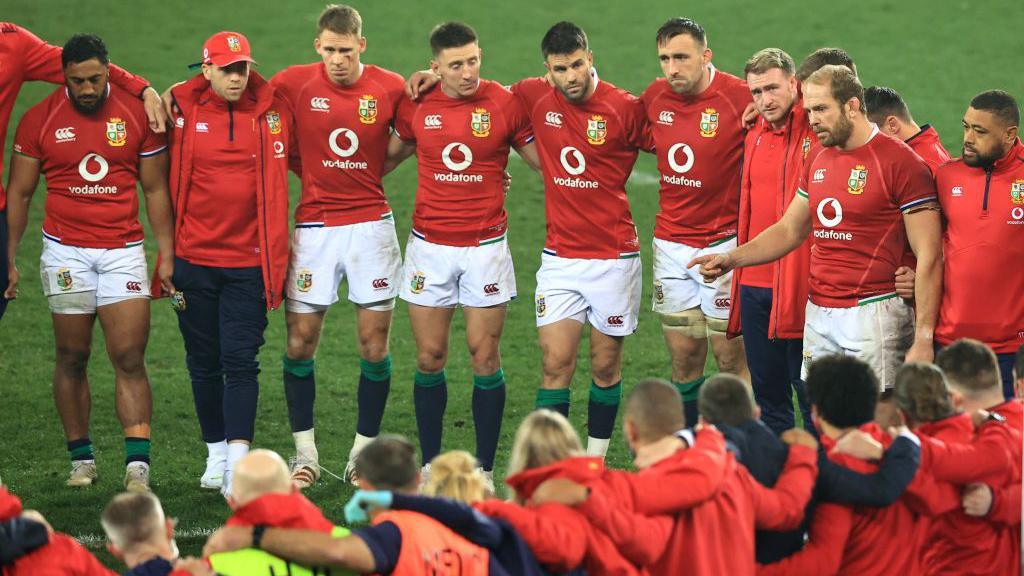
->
xmin=728 ymin=98 xmax=819 ymax=339
xmin=154 ymin=72 xmax=292 ymax=310
xmin=226 ymin=491 xmax=335 ymax=532
xmin=0 ymin=487 xmax=114 ymax=576
xmin=934 ymin=140 xmax=1024 ymax=353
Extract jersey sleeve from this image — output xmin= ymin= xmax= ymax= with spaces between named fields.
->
xmin=139 ymin=117 xmax=168 ymax=157
xmin=924 ymin=424 xmax=1016 ymax=485
xmin=815 ymin=434 xmax=920 ymax=506
xmin=509 ymin=77 xmax=549 ymax=109
xmin=757 ymin=503 xmax=852 ymax=576
xmin=474 ymin=500 xmax=586 ymax=573
xmin=988 ymin=482 xmax=1022 ymax=526
xmin=747 ymin=445 xmax=817 ymax=531
xmin=624 ymin=95 xmax=654 ymax=152
xmin=12 ymin=106 xmax=43 ymax=159
xmin=890 ymin=148 xmax=938 ymax=212
xmin=353 ymin=522 xmax=402 ymax=575
xmin=392 ymin=96 xmax=416 ymax=142
xmin=629 ymin=427 xmax=728 ymax=515
xmin=506 ymin=95 xmax=535 ymax=148
xmin=268 ymin=69 xmax=298 ymax=115
xmin=577 ymin=485 xmax=673 ymax=567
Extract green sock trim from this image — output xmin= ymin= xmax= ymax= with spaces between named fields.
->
xmin=674 ymin=376 xmax=706 ymax=402
xmin=283 ymin=356 xmax=315 ymax=378
xmin=589 ymin=380 xmax=622 ymax=406
xmin=125 ymin=437 xmax=151 ymax=458
xmin=69 ymin=443 xmax=94 ymax=460
xmin=473 ymin=369 xmax=505 ymax=390
xmin=414 ymin=370 xmax=446 ymax=387
xmin=536 ymin=388 xmax=571 ymax=408
xmin=360 ymin=356 xmax=392 ymax=382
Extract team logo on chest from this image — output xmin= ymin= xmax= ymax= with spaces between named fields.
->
xmin=266 ymin=111 xmax=282 ymax=135
xmin=801 ymin=137 xmax=812 ymax=159
xmin=699 ymin=108 xmax=719 ymax=138
xmin=105 ymin=117 xmax=127 ymax=147
xmin=471 ymin=108 xmax=491 ymax=137
xmin=847 ymin=164 xmax=868 ymax=195
xmin=1011 ymin=179 xmax=1024 ymax=205
xmin=586 ymin=115 xmax=607 ymax=145
xmin=358 ymin=95 xmax=377 ymax=124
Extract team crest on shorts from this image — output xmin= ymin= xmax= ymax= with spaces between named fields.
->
xmin=1011 ymin=179 xmax=1024 ymax=205
xmin=266 ymin=111 xmax=282 ymax=135
xmin=410 ymin=272 xmax=426 ymax=294
xmin=847 ymin=165 xmax=868 ymax=195
xmin=535 ymin=294 xmax=546 ymax=317
xmin=653 ymin=280 xmax=665 ymax=304
xmin=801 ymin=137 xmax=812 ymax=159
xmin=358 ymin=95 xmax=378 ymax=124
xmin=296 ymin=268 xmax=313 ymax=293
xmin=56 ymin=268 xmax=73 ymax=291
xmin=471 ymin=108 xmax=491 ymax=137
xmin=699 ymin=108 xmax=719 ymax=138
xmin=586 ymin=115 xmax=606 ymax=145
xmin=105 ymin=117 xmax=127 ymax=147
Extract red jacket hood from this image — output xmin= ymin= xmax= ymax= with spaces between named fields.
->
xmin=991 ymin=398 xmax=1023 ymax=431
xmin=0 ymin=486 xmax=22 ymax=521
xmin=226 ymin=492 xmax=334 ymax=532
xmin=504 ymin=456 xmax=605 ymax=499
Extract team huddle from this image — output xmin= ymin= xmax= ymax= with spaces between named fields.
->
xmin=0 ymin=3 xmax=1022 ymax=575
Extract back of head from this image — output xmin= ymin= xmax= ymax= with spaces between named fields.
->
xmin=626 ymin=378 xmax=685 ymax=437
xmin=864 ymin=86 xmax=912 ymax=126
xmin=101 ymin=492 xmax=166 ymax=553
xmin=317 ymin=4 xmax=362 ymax=37
xmin=541 ymin=21 xmax=588 ymax=57
xmin=699 ymin=374 xmax=756 ymax=427
xmin=796 ymin=47 xmax=856 ymax=82
xmin=893 ymin=363 xmax=955 ymax=424
xmin=743 ymin=47 xmax=795 ymax=78
xmin=936 ymin=338 xmax=1002 ymax=399
xmin=62 ymin=33 xmax=109 ymax=68
xmin=506 ymin=409 xmax=583 ymax=478
xmin=805 ymin=64 xmax=865 ymax=113
xmin=423 ymin=451 xmax=486 ymax=503
xmin=969 ymin=89 xmax=1021 ymax=128
xmin=355 ymin=434 xmax=419 ymax=492
xmin=230 ymin=449 xmax=292 ymax=507
xmin=655 ymin=17 xmax=706 ymax=47
xmin=806 ymin=355 xmax=879 ymax=429
xmin=429 ymin=21 xmax=477 ymax=55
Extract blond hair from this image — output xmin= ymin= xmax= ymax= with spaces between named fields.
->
xmin=744 ymin=47 xmax=795 ymax=77
xmin=505 ymin=410 xmax=583 ymax=501
xmin=423 ymin=451 xmax=487 ymax=502
xmin=318 ymin=4 xmax=362 ymax=37
xmin=805 ymin=64 xmax=866 ymax=112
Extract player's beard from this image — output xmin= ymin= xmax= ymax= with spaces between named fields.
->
xmin=558 ymin=71 xmax=592 ymax=103
xmin=962 ymin=144 xmax=1003 ymax=168
xmin=817 ymin=113 xmax=854 ymax=147
xmin=70 ymin=87 xmax=107 ymax=115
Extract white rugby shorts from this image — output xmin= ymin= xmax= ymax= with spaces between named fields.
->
xmin=39 ymin=237 xmax=149 ymax=314
xmin=652 ymin=236 xmax=736 ymax=320
xmin=398 ymin=232 xmax=516 ymax=308
xmin=286 ymin=217 xmax=402 ymax=312
xmin=534 ymin=252 xmax=642 ymax=336
xmin=801 ymin=295 xmax=915 ymax=390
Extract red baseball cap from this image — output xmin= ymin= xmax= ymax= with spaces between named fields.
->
xmin=200 ymin=31 xmax=256 ymax=67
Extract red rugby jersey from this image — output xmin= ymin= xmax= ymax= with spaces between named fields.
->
xmin=642 ymin=68 xmax=751 ymax=248
xmin=796 ymin=128 xmax=937 ymax=306
xmin=512 ymin=77 xmax=651 ymax=259
xmin=271 ymin=63 xmax=403 ymax=226
xmin=905 ymin=124 xmax=951 ymax=174
xmin=13 ymin=84 xmax=166 ymax=248
xmin=394 ymin=79 xmax=533 ymax=246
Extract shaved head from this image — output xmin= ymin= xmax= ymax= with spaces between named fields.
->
xmin=230 ymin=449 xmax=292 ymax=507
xmin=626 ymin=378 xmax=685 ymax=441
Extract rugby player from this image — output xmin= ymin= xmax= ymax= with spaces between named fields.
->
xmin=865 ymin=85 xmax=951 ymax=173
xmin=163 ymin=31 xmax=292 ymax=496
xmin=692 ymin=65 xmax=942 ymax=389
xmin=933 ymin=91 xmax=1024 ymax=396
xmin=513 ymin=22 xmax=652 ymax=456
xmin=5 ymin=34 xmax=173 ymax=491
xmin=269 ymin=4 xmax=406 ymax=488
xmin=641 ymin=18 xmax=752 ymax=424
xmin=0 ymin=22 xmax=165 ymax=320
xmin=385 ymin=22 xmax=540 ymax=484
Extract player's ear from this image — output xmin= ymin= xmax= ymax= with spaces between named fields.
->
xmin=359 ymin=36 xmax=367 ymax=53
xmin=1004 ymin=124 xmax=1018 ymax=145
xmin=703 ymin=47 xmax=713 ymax=65
xmin=313 ymin=37 xmax=321 ymax=53
xmin=430 ymin=58 xmax=440 ymax=75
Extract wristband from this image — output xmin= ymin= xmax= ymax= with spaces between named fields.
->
xmin=252 ymin=524 xmax=267 ymax=550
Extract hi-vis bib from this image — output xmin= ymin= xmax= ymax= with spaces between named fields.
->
xmin=209 ymin=526 xmax=353 ymax=575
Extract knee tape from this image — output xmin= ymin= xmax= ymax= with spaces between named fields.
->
xmin=706 ymin=315 xmax=729 ymax=336
xmin=660 ymin=308 xmax=707 ymax=338
xmin=47 ymin=291 xmax=97 ymax=314
xmin=359 ymin=298 xmax=396 ymax=312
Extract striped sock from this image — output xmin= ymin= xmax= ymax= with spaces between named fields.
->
xmin=125 ymin=437 xmax=151 ymax=465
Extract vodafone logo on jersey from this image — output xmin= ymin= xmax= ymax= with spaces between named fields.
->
xmin=545 ymin=112 xmax=563 ymax=127
xmin=436 ymin=142 xmax=483 ymax=183
xmin=424 ymin=115 xmax=443 ymax=130
xmin=54 ymin=127 xmax=76 ymax=143
xmin=310 ymin=97 xmax=330 ymax=111
xmin=70 ymin=154 xmax=117 ymax=195
xmin=662 ymin=143 xmax=702 ymax=189
xmin=554 ymin=146 xmax=597 ymax=189
xmin=814 ymin=197 xmax=852 ymax=240
xmin=324 ymin=128 xmax=369 ymax=170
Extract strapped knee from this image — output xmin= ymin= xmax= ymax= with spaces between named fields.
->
xmin=706 ymin=315 xmax=729 ymax=337
xmin=660 ymin=308 xmax=707 ymax=338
